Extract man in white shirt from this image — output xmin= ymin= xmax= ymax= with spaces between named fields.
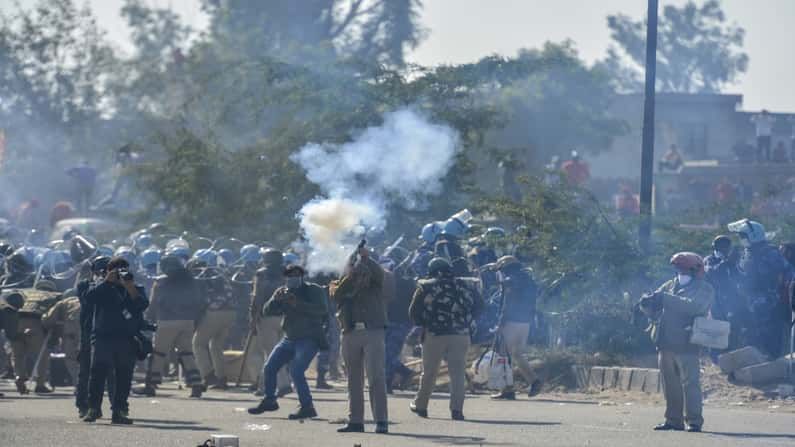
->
xmin=750 ymin=110 xmax=775 ymax=162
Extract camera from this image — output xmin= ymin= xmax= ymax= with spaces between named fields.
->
xmin=118 ymin=269 xmax=134 ymax=281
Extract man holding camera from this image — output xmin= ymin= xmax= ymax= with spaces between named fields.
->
xmin=640 ymin=252 xmax=714 ymax=433
xmin=82 ymin=257 xmax=148 ymax=424
xmin=248 ymin=265 xmax=328 ymax=419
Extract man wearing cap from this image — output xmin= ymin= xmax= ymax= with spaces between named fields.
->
xmin=248 ymin=265 xmax=328 ymax=420
xmin=640 ymin=252 xmax=714 ymax=433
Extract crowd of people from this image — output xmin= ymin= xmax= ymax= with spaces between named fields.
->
xmin=1 ymin=209 xmax=793 ymax=435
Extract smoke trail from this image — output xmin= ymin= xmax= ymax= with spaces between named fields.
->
xmin=291 ymin=108 xmax=460 ymax=274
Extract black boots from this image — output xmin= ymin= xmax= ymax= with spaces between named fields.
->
xmin=337 ymin=423 xmax=365 ymax=433
xmin=288 ymin=406 xmax=318 ymax=420
xmin=248 ymin=398 xmax=279 ymax=415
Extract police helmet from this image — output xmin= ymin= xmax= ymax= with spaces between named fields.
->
xmin=727 ymin=219 xmax=766 ymax=244
xmin=240 ymin=244 xmax=261 ymax=264
xmin=140 ymin=248 xmax=162 ymax=269
xmin=441 ymin=218 xmax=469 ymax=239
xmin=115 ymin=246 xmax=137 ymax=266
xmin=217 ymin=248 xmax=235 ymax=266
xmin=283 ymin=252 xmax=300 ymax=266
xmin=135 ymin=233 xmax=153 ymax=251
xmin=160 ymin=254 xmax=186 ymax=276
xmin=261 ymin=248 xmax=284 ymax=266
xmin=192 ymin=248 xmax=218 ymax=268
xmin=165 ymin=246 xmax=191 ymax=261
xmin=419 ymin=222 xmax=444 ymax=244
xmin=495 ymin=255 xmax=522 ymax=272
xmin=91 ymin=255 xmax=111 ymax=274
xmin=427 ymin=257 xmax=453 ymax=277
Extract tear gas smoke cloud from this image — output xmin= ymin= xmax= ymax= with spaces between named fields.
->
xmin=291 ymin=108 xmax=460 ymax=274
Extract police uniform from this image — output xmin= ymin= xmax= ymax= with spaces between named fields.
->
xmin=192 ymin=274 xmax=237 ymax=386
xmin=385 ymin=274 xmax=415 ymax=390
xmin=10 ymin=286 xmax=62 ymax=391
xmin=248 ymin=267 xmax=290 ymax=392
xmin=143 ymin=274 xmax=203 ymax=391
xmin=409 ymin=275 xmax=482 ymax=416
xmin=41 ymin=296 xmax=81 ymax=385
xmin=739 ymin=242 xmax=793 ymax=357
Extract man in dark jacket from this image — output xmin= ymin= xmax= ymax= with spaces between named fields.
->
xmin=491 ymin=256 xmax=541 ymax=400
xmin=703 ymin=235 xmax=744 ymax=350
xmin=248 ymin=265 xmax=327 ymax=420
xmin=83 ymin=257 xmax=148 ymax=424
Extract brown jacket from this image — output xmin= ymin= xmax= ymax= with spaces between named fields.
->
xmin=331 ymin=257 xmax=386 ymax=333
xmin=650 ymin=278 xmax=714 ymax=354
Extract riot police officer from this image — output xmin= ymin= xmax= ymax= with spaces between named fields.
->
xmin=135 ymin=254 xmax=203 ymax=398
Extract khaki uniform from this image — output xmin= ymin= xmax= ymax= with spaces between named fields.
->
xmin=148 ymin=320 xmax=201 ymax=385
xmin=41 ymin=297 xmax=81 ymax=382
xmin=332 ymin=257 xmax=389 ymax=425
xmin=648 ymin=278 xmax=714 ymax=428
xmin=409 ymin=276 xmax=482 ymax=413
xmin=193 ymin=276 xmax=237 ymax=382
xmin=144 ymin=277 xmax=202 ymax=386
xmin=11 ymin=316 xmax=48 ymax=386
xmin=193 ymin=309 xmax=236 ymax=381
xmin=500 ymin=322 xmax=538 ymax=389
xmin=10 ymin=289 xmax=62 ymax=386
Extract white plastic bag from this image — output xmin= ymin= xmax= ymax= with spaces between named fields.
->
xmin=690 ymin=316 xmax=730 ymax=349
xmin=471 ymin=345 xmax=513 ymax=390
xmin=487 ymin=352 xmax=513 ymax=390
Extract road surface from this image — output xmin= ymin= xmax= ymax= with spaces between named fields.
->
xmin=1 ymin=380 xmax=794 ymax=446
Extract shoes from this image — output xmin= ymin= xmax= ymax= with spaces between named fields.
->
xmin=451 ymin=410 xmax=465 ymax=421
xmin=277 ymin=386 xmax=293 ymax=398
xmin=409 ymin=402 xmax=428 ymax=418
xmin=491 ymin=391 xmax=516 ymax=400
xmin=203 ymin=373 xmax=218 ymax=389
xmin=375 ymin=422 xmax=389 ymax=434
xmin=209 ymin=377 xmax=228 ymax=390
xmin=82 ymin=408 xmax=101 ymax=423
xmin=337 ymin=423 xmax=365 ymax=433
xmin=111 ymin=412 xmax=134 ymax=425
xmin=653 ymin=423 xmax=685 ymax=431
xmin=15 ymin=377 xmax=29 ymax=395
xmin=34 ymin=384 xmax=53 ymax=394
xmin=189 ymin=385 xmax=203 ymax=398
xmin=248 ymin=398 xmax=279 ymax=415
xmin=132 ymin=384 xmax=156 ymax=397
xmin=527 ymin=380 xmax=543 ymax=397
xmin=315 ymin=375 xmax=333 ymax=390
xmin=78 ymin=408 xmax=88 ymax=419
xmin=686 ymin=425 xmax=702 ymax=433
xmin=288 ymin=406 xmax=318 ymax=420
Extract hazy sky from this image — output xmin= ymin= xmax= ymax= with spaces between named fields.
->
xmin=1 ymin=0 xmax=793 ymax=111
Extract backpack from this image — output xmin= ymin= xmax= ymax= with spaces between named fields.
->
xmin=16 ymin=288 xmax=63 ymax=317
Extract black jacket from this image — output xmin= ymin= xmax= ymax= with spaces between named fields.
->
xmin=84 ymin=281 xmax=148 ymax=340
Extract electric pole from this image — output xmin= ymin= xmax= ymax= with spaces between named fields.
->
xmin=639 ymin=0 xmax=658 ymax=254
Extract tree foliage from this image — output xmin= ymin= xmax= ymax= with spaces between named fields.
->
xmin=603 ymin=0 xmax=748 ymax=93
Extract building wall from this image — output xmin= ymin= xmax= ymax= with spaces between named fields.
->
xmin=588 ymin=93 xmax=795 ymax=180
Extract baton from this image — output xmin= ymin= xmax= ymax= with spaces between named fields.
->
xmin=236 ymin=330 xmax=254 ymax=387
xmin=30 ymin=331 xmax=52 ymax=385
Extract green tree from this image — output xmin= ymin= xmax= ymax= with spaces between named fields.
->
xmin=603 ymin=0 xmax=748 ymax=93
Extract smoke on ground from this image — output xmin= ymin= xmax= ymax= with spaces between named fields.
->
xmin=291 ymin=108 xmax=460 ymax=274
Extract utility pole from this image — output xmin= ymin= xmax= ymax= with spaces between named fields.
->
xmin=639 ymin=0 xmax=658 ymax=254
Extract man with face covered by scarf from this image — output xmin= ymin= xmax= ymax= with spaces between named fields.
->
xmin=248 ymin=265 xmax=328 ymax=420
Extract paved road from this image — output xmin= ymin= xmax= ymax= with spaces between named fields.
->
xmin=1 ymin=380 xmax=794 ymax=447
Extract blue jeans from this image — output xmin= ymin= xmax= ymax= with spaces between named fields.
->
xmin=264 ymin=337 xmax=318 ymax=408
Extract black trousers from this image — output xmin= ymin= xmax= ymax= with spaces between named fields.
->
xmin=77 ymin=339 xmax=116 ymax=410
xmin=88 ymin=337 xmax=135 ymax=413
